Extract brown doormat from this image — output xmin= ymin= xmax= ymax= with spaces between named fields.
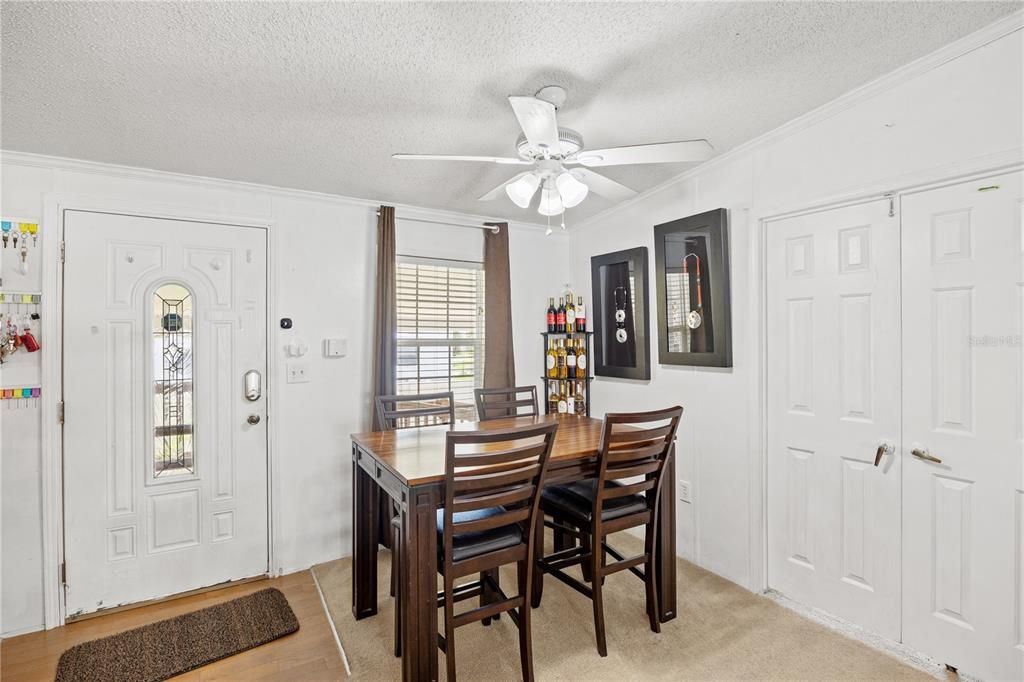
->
xmin=55 ymin=587 xmax=299 ymax=682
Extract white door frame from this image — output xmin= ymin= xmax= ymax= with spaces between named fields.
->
xmin=749 ymin=151 xmax=1024 ymax=595
xmin=39 ymin=193 xmax=281 ymax=629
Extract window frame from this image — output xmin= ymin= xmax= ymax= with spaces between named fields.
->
xmin=395 ymin=254 xmax=486 ymax=423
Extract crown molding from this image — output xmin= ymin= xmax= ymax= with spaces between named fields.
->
xmin=572 ymin=9 xmax=1024 ymax=230
xmin=0 ymin=149 xmax=554 ymax=233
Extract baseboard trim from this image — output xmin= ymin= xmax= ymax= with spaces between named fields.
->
xmin=765 ymin=589 xmax=980 ymax=682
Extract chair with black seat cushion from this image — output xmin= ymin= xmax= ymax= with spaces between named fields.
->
xmin=436 ymin=421 xmax=557 ymax=681
xmin=374 ymin=391 xmax=455 ymax=657
xmin=474 ymin=386 xmax=539 ymax=421
xmin=531 ymin=406 xmax=683 ymax=657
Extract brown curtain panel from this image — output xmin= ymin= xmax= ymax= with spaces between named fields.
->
xmin=370 ymin=206 xmax=397 ymax=430
xmin=483 ymin=222 xmax=516 ymax=393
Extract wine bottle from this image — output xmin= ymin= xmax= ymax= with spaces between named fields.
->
xmin=557 ymin=381 xmax=568 ymax=414
xmin=574 ymin=381 xmax=586 ymax=415
xmin=546 ymin=297 xmax=556 ymax=333
xmin=556 ymin=297 xmax=566 ymax=333
xmin=547 ymin=383 xmax=559 ymax=414
xmin=556 ymin=340 xmax=567 ymax=379
xmin=566 ymin=339 xmax=577 ymax=377
xmin=576 ymin=339 xmax=587 ymax=378
xmin=565 ymin=292 xmax=576 ymax=333
xmin=546 ymin=340 xmax=558 ymax=379
xmin=566 ymin=383 xmax=576 ymax=415
xmin=576 ymin=296 xmax=586 ymax=333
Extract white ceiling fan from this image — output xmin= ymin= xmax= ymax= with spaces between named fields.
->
xmin=393 ymin=86 xmax=714 ymax=220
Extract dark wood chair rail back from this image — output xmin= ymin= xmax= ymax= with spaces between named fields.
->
xmin=374 ymin=390 xmax=455 ymax=658
xmin=474 ymin=386 xmax=539 ymax=421
xmin=439 ymin=421 xmax=558 ymax=681
xmin=532 ymin=405 xmax=683 ymax=657
xmin=375 ymin=391 xmax=456 ymax=431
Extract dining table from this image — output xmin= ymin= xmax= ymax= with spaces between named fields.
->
xmin=350 ymin=413 xmax=677 ymax=682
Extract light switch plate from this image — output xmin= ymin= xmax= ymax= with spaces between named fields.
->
xmin=679 ymin=480 xmax=692 ymax=504
xmin=323 ymin=338 xmax=347 ymax=358
xmin=286 ymin=362 xmax=310 ymax=383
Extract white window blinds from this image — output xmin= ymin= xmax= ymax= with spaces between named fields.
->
xmin=396 ymin=256 xmax=485 ymax=422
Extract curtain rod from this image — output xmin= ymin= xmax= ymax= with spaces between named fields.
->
xmin=375 ymin=212 xmax=501 ymax=234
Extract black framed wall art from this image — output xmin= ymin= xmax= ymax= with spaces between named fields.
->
xmin=590 ymin=246 xmax=650 ymax=380
xmin=654 ymin=208 xmax=732 ymax=367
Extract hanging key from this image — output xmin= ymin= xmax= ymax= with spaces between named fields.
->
xmin=1 ymin=221 xmax=10 ymax=248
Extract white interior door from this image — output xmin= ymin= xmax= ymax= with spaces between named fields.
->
xmin=900 ymin=170 xmax=1024 ymax=681
xmin=62 ymin=210 xmax=269 ymax=617
xmin=766 ymin=198 xmax=901 ymax=640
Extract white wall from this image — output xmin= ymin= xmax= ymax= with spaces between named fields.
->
xmin=0 ymin=155 xmax=566 ymax=635
xmin=569 ymin=25 xmax=1023 ymax=590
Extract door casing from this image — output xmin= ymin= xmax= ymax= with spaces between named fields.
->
xmin=38 ymin=194 xmax=280 ymax=628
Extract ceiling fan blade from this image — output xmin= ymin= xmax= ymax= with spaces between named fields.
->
xmin=572 ymin=168 xmax=637 ymax=202
xmin=393 ymin=153 xmax=530 ymax=165
xmin=508 ymin=96 xmax=561 ymax=153
xmin=574 ymin=140 xmax=714 ymax=167
xmin=478 ymin=172 xmax=532 ymax=201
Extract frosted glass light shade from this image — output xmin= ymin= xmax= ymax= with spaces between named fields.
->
xmin=555 ymin=171 xmax=589 ymax=208
xmin=505 ymin=173 xmax=541 ymax=208
xmin=537 ymin=182 xmax=564 ymax=216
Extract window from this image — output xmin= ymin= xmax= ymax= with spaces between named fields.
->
xmin=152 ymin=283 xmax=195 ymax=477
xmin=396 ymin=256 xmax=485 ymax=422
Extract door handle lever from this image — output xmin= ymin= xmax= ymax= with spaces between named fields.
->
xmin=874 ymin=441 xmax=894 ymax=467
xmin=911 ymin=447 xmax=942 ymax=464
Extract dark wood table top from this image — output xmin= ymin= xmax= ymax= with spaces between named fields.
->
xmin=351 ymin=414 xmax=604 ymax=485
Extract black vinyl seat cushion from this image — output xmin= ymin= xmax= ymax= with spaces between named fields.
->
xmin=541 ymin=480 xmax=648 ymax=523
xmin=436 ymin=507 xmax=523 ymax=562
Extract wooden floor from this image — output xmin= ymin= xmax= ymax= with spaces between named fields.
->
xmin=0 ymin=571 xmax=347 ymax=681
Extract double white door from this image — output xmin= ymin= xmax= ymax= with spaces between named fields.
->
xmin=63 ymin=210 xmax=269 ymax=617
xmin=767 ymin=171 xmax=1023 ymax=680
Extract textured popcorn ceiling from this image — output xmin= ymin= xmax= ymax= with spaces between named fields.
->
xmin=1 ymin=2 xmax=1018 ymax=222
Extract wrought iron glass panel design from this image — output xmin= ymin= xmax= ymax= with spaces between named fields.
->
xmin=152 ymin=283 xmax=195 ymax=477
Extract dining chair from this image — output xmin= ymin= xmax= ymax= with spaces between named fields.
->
xmin=432 ymin=421 xmax=557 ymax=681
xmin=373 ymin=391 xmax=456 ymax=657
xmin=531 ymin=406 xmax=683 ymax=657
xmin=474 ymin=386 xmax=539 ymax=421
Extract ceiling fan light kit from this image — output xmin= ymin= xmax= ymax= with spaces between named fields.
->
xmin=537 ymin=180 xmax=564 ymax=217
xmin=506 ymin=173 xmax=541 ymax=208
xmin=556 ymin=171 xmax=588 ymax=208
xmin=393 ymin=86 xmax=715 ymax=223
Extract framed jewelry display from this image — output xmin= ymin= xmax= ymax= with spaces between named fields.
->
xmin=654 ymin=208 xmax=732 ymax=367
xmin=590 ymin=246 xmax=650 ymax=380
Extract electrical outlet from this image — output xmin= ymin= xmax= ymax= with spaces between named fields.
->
xmin=679 ymin=480 xmax=692 ymax=504
xmin=286 ymin=362 xmax=310 ymax=384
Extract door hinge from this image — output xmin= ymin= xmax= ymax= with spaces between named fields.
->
xmin=57 ymin=401 xmax=65 ymax=425
xmin=885 ymin=193 xmax=896 ymax=217
xmin=60 ymin=562 xmax=67 ymax=585
xmin=59 ymin=240 xmax=65 ymax=263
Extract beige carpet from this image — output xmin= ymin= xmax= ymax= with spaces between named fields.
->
xmin=313 ymin=533 xmax=929 ymax=680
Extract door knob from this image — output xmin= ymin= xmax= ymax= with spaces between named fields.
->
xmin=911 ymin=447 xmax=941 ymax=464
xmin=247 ymin=414 xmax=261 ymax=425
xmin=873 ymin=441 xmax=894 ymax=467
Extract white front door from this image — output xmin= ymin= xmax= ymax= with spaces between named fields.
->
xmin=766 ymin=198 xmax=902 ymax=640
xmin=62 ymin=210 xmax=269 ymax=617
xmin=900 ymin=171 xmax=1024 ymax=681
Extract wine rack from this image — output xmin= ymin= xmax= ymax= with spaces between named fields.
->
xmin=541 ymin=331 xmax=593 ymax=416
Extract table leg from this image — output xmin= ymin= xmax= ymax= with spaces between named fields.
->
xmin=655 ymin=446 xmax=678 ymax=622
xmin=352 ymin=444 xmax=379 ymax=619
xmin=401 ymin=483 xmax=440 ymax=682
